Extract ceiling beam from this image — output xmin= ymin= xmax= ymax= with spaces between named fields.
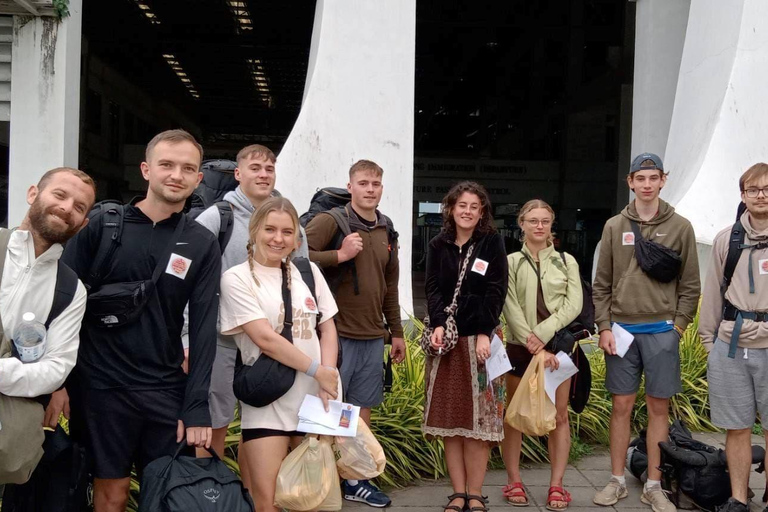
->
xmin=14 ymin=0 xmax=39 ymax=15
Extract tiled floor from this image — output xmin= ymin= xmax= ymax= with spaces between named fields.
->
xmin=344 ymin=433 xmax=768 ymax=512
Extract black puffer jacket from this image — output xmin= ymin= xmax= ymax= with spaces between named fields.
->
xmin=425 ymin=231 xmax=508 ymax=338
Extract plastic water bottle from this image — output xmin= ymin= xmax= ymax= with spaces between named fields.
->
xmin=13 ymin=312 xmax=47 ymax=363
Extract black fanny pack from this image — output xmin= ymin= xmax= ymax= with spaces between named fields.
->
xmin=233 ymin=262 xmax=297 ymax=408
xmin=630 ymin=220 xmax=682 ymax=283
xmin=85 ymin=215 xmax=186 ymax=328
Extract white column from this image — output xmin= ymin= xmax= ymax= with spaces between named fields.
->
xmin=630 ymin=0 xmax=691 ymax=162
xmin=278 ymin=0 xmax=416 ymax=314
xmin=8 ymin=0 xmax=83 ymax=227
xmin=661 ymin=0 xmax=765 ymax=243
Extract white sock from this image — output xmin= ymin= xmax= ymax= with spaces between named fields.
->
xmin=645 ymin=479 xmax=661 ymax=490
xmin=347 ymin=480 xmax=359 ymax=486
xmin=611 ymin=474 xmax=626 ymax=486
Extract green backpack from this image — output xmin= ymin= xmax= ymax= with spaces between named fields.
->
xmin=0 ymin=228 xmax=78 ymax=484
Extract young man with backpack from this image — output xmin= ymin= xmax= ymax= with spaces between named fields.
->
xmin=191 ymin=143 xmax=309 ymax=476
xmin=700 ymin=163 xmax=768 ymax=512
xmin=0 ymin=168 xmax=95 ymax=485
xmin=305 ymin=159 xmax=405 ymax=508
xmin=54 ymin=130 xmax=221 ymax=512
xmin=592 ymin=153 xmax=700 ymax=512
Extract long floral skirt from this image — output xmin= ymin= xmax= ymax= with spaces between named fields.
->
xmin=422 ymin=335 xmax=506 ymax=442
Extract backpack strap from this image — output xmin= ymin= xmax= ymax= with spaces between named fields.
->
xmin=214 ymin=201 xmax=234 ymax=253
xmin=559 ymin=251 xmax=567 ymax=266
xmin=87 ymin=202 xmax=125 ymax=290
xmin=629 ymin=220 xmax=643 ymax=242
xmin=45 ymin=261 xmax=78 ymax=329
xmin=292 ymin=257 xmax=322 ymax=324
xmin=722 ymin=219 xmax=746 ymax=297
xmin=326 ymin=206 xmax=359 ymax=295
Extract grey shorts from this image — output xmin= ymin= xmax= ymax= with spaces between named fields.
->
xmin=339 ymin=336 xmax=385 ymax=408
xmin=708 ymin=339 xmax=768 ymax=430
xmin=209 ymin=344 xmax=238 ymax=429
xmin=605 ymin=329 xmax=682 ymax=399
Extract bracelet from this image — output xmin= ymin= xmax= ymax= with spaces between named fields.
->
xmin=305 ymin=359 xmax=320 ymax=378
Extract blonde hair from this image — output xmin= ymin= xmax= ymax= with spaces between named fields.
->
xmin=349 ymin=159 xmax=383 ymax=179
xmin=236 ymin=144 xmax=276 ymax=166
xmin=517 ymin=199 xmax=555 ymax=245
xmin=246 ymin=197 xmax=300 ymax=289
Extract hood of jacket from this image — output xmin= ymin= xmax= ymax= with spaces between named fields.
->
xmin=621 ymin=198 xmax=676 ymax=226
xmin=223 ymin=186 xmax=255 ymax=217
xmin=742 ymin=211 xmax=768 ymax=242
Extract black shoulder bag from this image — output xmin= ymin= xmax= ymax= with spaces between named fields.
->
xmin=84 ymin=215 xmax=186 ymax=328
xmin=630 ymin=220 xmax=682 ymax=283
xmin=233 ymin=262 xmax=297 ymax=408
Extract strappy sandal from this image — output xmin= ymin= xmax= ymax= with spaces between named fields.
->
xmin=443 ymin=492 xmax=467 ymax=512
xmin=467 ymin=494 xmax=489 ymax=512
xmin=502 ymin=483 xmax=529 ymax=507
xmin=546 ymin=486 xmax=572 ymax=510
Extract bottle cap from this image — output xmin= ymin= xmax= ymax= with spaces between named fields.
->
xmin=22 ymin=312 xmax=36 ymax=322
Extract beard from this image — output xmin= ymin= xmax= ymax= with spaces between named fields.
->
xmin=27 ymin=199 xmax=81 ymax=245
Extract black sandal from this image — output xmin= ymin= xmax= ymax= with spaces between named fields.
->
xmin=467 ymin=494 xmax=489 ymax=512
xmin=444 ymin=493 xmax=467 ymax=512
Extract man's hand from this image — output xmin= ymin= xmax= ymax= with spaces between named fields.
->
xmin=181 ymin=348 xmax=189 ymax=374
xmin=177 ymin=420 xmax=212 ymax=449
xmin=598 ymin=329 xmax=617 ymax=355
xmin=476 ymin=334 xmax=491 ymax=363
xmin=430 ymin=326 xmax=445 ymax=351
xmin=390 ymin=337 xmax=406 ymax=364
xmin=337 ymin=233 xmax=364 ymax=263
xmin=43 ymin=388 xmax=70 ymax=429
xmin=526 ymin=332 xmax=544 ymax=355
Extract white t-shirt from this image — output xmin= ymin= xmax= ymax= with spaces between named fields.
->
xmin=219 ymin=259 xmax=338 ymax=430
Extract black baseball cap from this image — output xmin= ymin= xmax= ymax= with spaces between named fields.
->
xmin=630 ymin=152 xmax=664 ymax=174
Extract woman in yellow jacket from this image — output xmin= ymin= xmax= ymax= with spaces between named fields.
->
xmin=501 ymin=199 xmax=583 ymax=510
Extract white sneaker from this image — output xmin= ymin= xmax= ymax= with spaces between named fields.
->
xmin=593 ymin=479 xmax=628 ymax=506
xmin=640 ymin=486 xmax=677 ymax=512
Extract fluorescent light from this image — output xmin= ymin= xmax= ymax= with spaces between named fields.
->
xmin=161 ymin=53 xmax=200 ymax=100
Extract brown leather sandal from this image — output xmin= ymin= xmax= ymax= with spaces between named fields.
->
xmin=467 ymin=494 xmax=489 ymax=512
xmin=443 ymin=493 xmax=467 ymax=512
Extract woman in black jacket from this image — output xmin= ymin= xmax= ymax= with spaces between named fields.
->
xmin=423 ymin=181 xmax=508 ymax=512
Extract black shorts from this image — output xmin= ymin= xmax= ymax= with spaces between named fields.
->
xmin=242 ymin=428 xmax=303 ymax=442
xmin=81 ymin=387 xmax=191 ymax=479
xmin=506 ymin=343 xmax=534 ymax=378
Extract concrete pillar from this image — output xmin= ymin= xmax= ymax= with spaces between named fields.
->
xmin=630 ymin=0 xmax=691 ymax=162
xmin=8 ymin=0 xmax=82 ymax=227
xmin=278 ymin=0 xmax=416 ymax=314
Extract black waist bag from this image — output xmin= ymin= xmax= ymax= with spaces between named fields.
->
xmin=630 ymin=221 xmax=682 ymax=283
xmin=233 ymin=262 xmax=296 ymax=408
xmin=85 ymin=216 xmax=185 ymax=328
xmin=139 ymin=441 xmax=254 ymax=512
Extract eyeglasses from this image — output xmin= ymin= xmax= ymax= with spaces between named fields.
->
xmin=524 ymin=219 xmax=552 ymax=227
xmin=744 ymin=187 xmax=768 ymax=198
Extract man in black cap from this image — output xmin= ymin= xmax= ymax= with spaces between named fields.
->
xmin=592 ymin=153 xmax=700 ymax=512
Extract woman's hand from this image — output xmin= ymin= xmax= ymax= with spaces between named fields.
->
xmin=543 ymin=351 xmax=560 ymax=371
xmin=315 ymin=366 xmax=339 ymax=399
xmin=526 ymin=332 xmax=545 ymax=355
xmin=476 ymin=334 xmax=491 ymax=363
xmin=318 ymin=389 xmax=334 ymax=412
xmin=430 ymin=326 xmax=445 ymax=350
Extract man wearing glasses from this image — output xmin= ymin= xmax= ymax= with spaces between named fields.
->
xmin=700 ymin=163 xmax=768 ymax=512
xmin=592 ymin=153 xmax=700 ymax=512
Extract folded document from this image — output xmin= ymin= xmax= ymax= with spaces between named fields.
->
xmin=297 ymin=395 xmax=360 ymax=437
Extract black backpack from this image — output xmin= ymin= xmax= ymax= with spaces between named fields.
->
xmin=193 ymin=159 xmax=238 ymax=208
xmin=659 ymin=419 xmax=765 ymax=511
xmin=558 ymin=252 xmax=595 ymax=335
xmin=300 ymin=187 xmax=398 ymax=295
xmin=139 ymin=442 xmax=253 ymax=512
xmin=721 ymin=201 xmax=755 ymax=299
xmin=1 ymin=427 xmax=90 ymax=512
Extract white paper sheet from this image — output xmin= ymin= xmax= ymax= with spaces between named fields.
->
xmin=543 ymin=351 xmax=579 ymax=403
xmin=612 ymin=323 xmax=635 ymax=358
xmin=486 ymin=334 xmax=512 ymax=381
xmin=296 ymin=395 xmax=360 ymax=437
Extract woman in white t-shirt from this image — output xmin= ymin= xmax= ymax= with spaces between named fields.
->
xmin=219 ymin=197 xmax=340 ymax=511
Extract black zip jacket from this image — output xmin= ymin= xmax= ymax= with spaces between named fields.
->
xmin=62 ymin=197 xmax=221 ymax=427
xmin=425 ymin=230 xmax=508 ymax=338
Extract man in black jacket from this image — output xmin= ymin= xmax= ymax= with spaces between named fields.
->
xmin=53 ymin=129 xmax=220 ymax=512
